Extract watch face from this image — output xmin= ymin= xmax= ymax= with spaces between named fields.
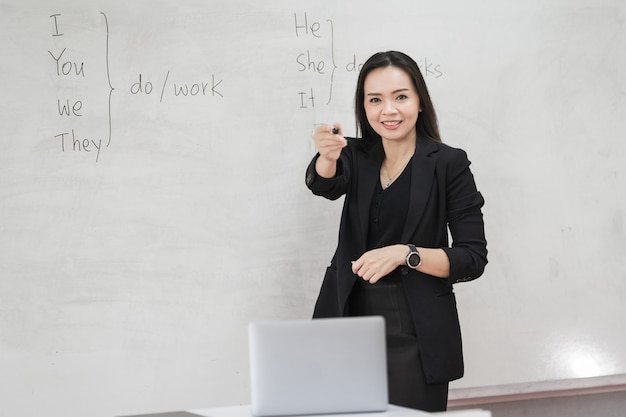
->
xmin=409 ymin=253 xmax=420 ymax=267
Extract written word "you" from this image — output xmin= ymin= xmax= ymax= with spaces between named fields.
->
xmin=130 ymin=71 xmax=223 ymax=102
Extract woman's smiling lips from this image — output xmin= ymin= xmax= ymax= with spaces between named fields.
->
xmin=381 ymin=120 xmax=402 ymax=130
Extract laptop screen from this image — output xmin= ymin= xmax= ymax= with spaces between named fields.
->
xmin=248 ymin=316 xmax=388 ymax=417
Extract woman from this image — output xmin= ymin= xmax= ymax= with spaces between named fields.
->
xmin=305 ymin=51 xmax=488 ymax=411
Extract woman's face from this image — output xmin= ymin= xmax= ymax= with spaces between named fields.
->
xmin=363 ymin=66 xmax=420 ymax=143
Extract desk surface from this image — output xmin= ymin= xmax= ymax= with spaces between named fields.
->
xmin=191 ymin=405 xmax=426 ymax=417
xmin=120 ymin=404 xmax=490 ymax=417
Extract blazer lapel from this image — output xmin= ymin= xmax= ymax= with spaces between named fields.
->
xmin=401 ymin=137 xmax=438 ymax=243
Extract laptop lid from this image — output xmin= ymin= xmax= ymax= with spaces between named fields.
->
xmin=248 ymin=316 xmax=388 ymax=417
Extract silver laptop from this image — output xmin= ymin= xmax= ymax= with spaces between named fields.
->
xmin=248 ymin=316 xmax=388 ymax=417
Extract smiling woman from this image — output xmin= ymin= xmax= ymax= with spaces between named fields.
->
xmin=363 ymin=67 xmax=421 ymax=141
xmin=363 ymin=66 xmax=421 ymax=190
xmin=306 ymin=51 xmax=488 ymax=412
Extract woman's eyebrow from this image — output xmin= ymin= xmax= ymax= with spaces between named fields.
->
xmin=366 ymin=88 xmax=410 ymax=96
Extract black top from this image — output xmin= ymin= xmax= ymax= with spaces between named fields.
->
xmin=367 ymin=159 xmax=412 ymax=251
xmin=363 ymin=158 xmax=413 ymax=284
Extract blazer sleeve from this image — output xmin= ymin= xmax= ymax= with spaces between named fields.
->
xmin=305 ymin=147 xmax=352 ymax=201
xmin=440 ymin=149 xmax=488 ymax=283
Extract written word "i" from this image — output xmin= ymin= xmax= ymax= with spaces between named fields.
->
xmin=50 ymin=14 xmax=64 ymax=37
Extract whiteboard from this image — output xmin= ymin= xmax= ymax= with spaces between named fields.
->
xmin=0 ymin=1 xmax=625 ymax=416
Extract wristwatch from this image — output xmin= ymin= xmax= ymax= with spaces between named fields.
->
xmin=406 ymin=244 xmax=422 ymax=269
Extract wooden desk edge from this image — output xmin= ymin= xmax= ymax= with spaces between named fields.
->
xmin=448 ymin=374 xmax=626 ymax=407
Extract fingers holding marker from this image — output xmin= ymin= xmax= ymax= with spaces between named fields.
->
xmin=313 ymin=123 xmax=346 ymax=161
xmin=313 ymin=123 xmax=343 ymax=139
xmin=330 ymin=123 xmax=343 ymax=136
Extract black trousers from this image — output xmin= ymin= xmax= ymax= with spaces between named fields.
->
xmin=348 ymin=275 xmax=449 ymax=412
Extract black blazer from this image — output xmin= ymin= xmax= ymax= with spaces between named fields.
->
xmin=305 ymin=135 xmax=488 ymax=384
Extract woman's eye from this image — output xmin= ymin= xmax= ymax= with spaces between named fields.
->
xmin=396 ymin=94 xmax=408 ymax=100
xmin=369 ymin=97 xmax=381 ymax=103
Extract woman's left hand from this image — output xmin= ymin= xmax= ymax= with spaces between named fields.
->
xmin=351 ymin=245 xmax=407 ymax=284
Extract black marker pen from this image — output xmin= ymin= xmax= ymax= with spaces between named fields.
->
xmin=331 ymin=127 xmax=339 ymax=134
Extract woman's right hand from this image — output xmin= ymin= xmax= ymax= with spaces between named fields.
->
xmin=312 ymin=124 xmax=347 ymax=178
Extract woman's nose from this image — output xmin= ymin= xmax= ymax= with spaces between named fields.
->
xmin=382 ymin=100 xmax=396 ymax=114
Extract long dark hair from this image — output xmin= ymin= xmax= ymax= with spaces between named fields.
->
xmin=354 ymin=51 xmax=442 ymax=143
